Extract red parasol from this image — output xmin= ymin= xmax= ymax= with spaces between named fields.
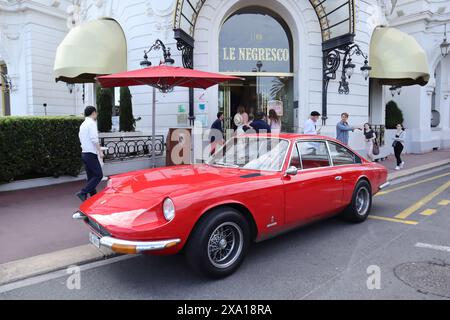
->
xmin=96 ymin=65 xmax=242 ymax=167
xmin=96 ymin=65 xmax=242 ymax=91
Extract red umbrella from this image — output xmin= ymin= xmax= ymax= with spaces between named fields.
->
xmin=96 ymin=65 xmax=242 ymax=167
xmin=96 ymin=65 xmax=242 ymax=91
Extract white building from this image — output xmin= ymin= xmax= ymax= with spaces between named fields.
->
xmin=1 ymin=0 xmax=448 ymax=157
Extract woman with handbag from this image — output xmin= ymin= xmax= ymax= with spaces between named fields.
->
xmin=363 ymin=123 xmax=377 ymax=162
xmin=393 ymin=124 xmax=406 ymax=170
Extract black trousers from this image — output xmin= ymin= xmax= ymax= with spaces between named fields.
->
xmin=81 ymin=153 xmax=103 ymax=196
xmin=394 ymin=143 xmax=404 ymax=166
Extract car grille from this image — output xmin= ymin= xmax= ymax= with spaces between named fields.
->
xmin=85 ymin=217 xmax=111 ymax=237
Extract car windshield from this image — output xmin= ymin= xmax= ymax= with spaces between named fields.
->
xmin=209 ymin=137 xmax=290 ymax=172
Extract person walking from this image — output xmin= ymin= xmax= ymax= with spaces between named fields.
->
xmin=210 ymin=112 xmax=225 ymax=155
xmin=268 ymin=109 xmax=282 ymax=134
xmin=363 ymin=123 xmax=376 ymax=162
xmin=304 ymin=111 xmax=321 ymax=135
xmin=76 ymin=106 xmax=104 ymax=202
xmin=336 ymin=113 xmax=361 ymax=145
xmin=393 ymin=124 xmax=406 ymax=170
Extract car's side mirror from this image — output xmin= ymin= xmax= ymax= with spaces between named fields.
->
xmin=285 ymin=166 xmax=298 ymax=177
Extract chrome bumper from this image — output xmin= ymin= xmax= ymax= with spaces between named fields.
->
xmin=100 ymin=237 xmax=181 ymax=253
xmin=73 ymin=212 xmax=181 ymax=254
xmin=379 ymin=182 xmax=390 ymax=190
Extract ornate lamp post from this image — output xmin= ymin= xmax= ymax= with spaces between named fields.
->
xmin=322 ymin=43 xmax=372 ymax=124
xmin=140 ymin=39 xmax=175 ymax=166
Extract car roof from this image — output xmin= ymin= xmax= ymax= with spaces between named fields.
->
xmin=240 ymin=133 xmax=341 ymax=143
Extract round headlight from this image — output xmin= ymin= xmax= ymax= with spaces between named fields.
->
xmin=163 ymin=198 xmax=176 ymax=221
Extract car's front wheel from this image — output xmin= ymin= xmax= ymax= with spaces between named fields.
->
xmin=342 ymin=180 xmax=372 ymax=223
xmin=185 ymin=207 xmax=250 ymax=279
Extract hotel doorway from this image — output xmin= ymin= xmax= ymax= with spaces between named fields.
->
xmin=219 ymin=75 xmax=294 ymax=137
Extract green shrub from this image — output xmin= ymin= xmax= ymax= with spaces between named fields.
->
xmin=96 ymin=86 xmax=113 ymax=133
xmin=119 ymin=87 xmax=135 ymax=132
xmin=385 ymin=100 xmax=404 ymax=129
xmin=0 ymin=116 xmax=84 ymax=183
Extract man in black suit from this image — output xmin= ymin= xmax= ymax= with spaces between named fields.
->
xmin=210 ymin=112 xmax=225 ymax=155
xmin=244 ymin=111 xmax=272 ymax=134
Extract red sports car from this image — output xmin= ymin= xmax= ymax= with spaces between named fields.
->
xmin=74 ymin=134 xmax=389 ymax=278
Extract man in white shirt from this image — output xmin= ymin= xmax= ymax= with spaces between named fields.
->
xmin=76 ymin=106 xmax=104 ymax=202
xmin=304 ymin=111 xmax=321 ymax=135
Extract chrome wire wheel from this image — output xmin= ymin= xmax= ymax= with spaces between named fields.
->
xmin=356 ymin=187 xmax=370 ymax=216
xmin=207 ymin=222 xmax=243 ymax=269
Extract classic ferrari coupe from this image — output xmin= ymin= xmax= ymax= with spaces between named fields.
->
xmin=74 ymin=134 xmax=389 ymax=278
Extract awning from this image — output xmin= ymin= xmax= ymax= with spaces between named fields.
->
xmin=370 ymin=26 xmax=430 ymax=86
xmin=54 ymin=19 xmax=127 ymax=84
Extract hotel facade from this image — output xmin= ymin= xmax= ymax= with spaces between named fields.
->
xmin=1 ymin=0 xmax=449 ymax=157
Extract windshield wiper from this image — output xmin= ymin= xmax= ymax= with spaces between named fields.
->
xmin=212 ymin=161 xmax=239 ymax=168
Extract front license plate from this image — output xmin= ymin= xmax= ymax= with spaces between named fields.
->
xmin=89 ymin=232 xmax=101 ymax=248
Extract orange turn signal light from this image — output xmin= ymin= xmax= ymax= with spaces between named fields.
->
xmin=111 ymin=244 xmax=138 ymax=254
xmin=165 ymin=241 xmax=179 ymax=249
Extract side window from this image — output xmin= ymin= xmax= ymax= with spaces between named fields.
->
xmin=297 ymin=141 xmax=331 ymax=169
xmin=289 ymin=144 xmax=302 ymax=169
xmin=328 ymin=142 xmax=359 ymax=166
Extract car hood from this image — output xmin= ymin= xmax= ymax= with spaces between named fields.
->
xmin=80 ymin=164 xmax=266 ymax=217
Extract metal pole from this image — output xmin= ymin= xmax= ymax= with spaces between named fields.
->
xmin=152 ymin=86 xmax=156 ymax=168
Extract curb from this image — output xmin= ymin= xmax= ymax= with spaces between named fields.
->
xmin=0 ymin=245 xmax=116 ymax=286
xmin=387 ymin=159 xmax=450 ymax=182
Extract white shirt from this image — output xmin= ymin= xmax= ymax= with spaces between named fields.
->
xmin=303 ymin=119 xmax=318 ymax=135
xmin=79 ymin=117 xmax=99 ymax=154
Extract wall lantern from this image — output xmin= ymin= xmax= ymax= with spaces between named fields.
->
xmin=0 ymin=72 xmax=13 ymax=93
xmin=390 ymin=85 xmax=402 ymax=97
xmin=67 ymin=83 xmax=75 ymax=94
xmin=441 ymin=24 xmax=449 ymax=58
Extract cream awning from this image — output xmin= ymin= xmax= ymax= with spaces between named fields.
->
xmin=370 ymin=26 xmax=430 ymax=86
xmin=54 ymin=19 xmax=127 ymax=83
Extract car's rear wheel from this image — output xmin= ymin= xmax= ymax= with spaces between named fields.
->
xmin=185 ymin=207 xmax=250 ymax=279
xmin=342 ymin=180 xmax=372 ymax=223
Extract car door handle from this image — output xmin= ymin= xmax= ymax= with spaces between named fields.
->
xmin=335 ymin=176 xmax=343 ymax=181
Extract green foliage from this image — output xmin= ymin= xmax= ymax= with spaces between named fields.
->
xmin=96 ymin=86 xmax=113 ymax=133
xmin=385 ymin=100 xmax=404 ymax=129
xmin=0 ymin=116 xmax=84 ymax=183
xmin=119 ymin=87 xmax=135 ymax=132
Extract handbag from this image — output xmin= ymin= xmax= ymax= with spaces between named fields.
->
xmin=372 ymin=141 xmax=380 ymax=156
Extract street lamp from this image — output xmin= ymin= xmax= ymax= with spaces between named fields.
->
xmin=440 ymin=24 xmax=449 ymax=58
xmin=139 ymin=39 xmax=175 ymax=167
xmin=140 ymin=39 xmax=175 ymax=69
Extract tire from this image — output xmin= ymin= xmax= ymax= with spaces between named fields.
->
xmin=341 ymin=180 xmax=372 ymax=223
xmin=185 ymin=207 xmax=251 ymax=279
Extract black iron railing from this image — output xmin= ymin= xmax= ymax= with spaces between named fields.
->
xmin=100 ymin=135 xmax=165 ymax=162
xmin=372 ymin=125 xmax=386 ymax=147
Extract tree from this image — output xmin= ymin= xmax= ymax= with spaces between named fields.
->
xmin=385 ymin=100 xmax=404 ymax=129
xmin=96 ymin=86 xmax=113 ymax=132
xmin=119 ymin=87 xmax=135 ymax=132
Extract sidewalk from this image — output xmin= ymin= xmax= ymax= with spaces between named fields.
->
xmin=0 ymin=150 xmax=449 ymax=284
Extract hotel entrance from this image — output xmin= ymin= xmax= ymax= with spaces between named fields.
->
xmin=218 ymin=7 xmax=294 ymax=135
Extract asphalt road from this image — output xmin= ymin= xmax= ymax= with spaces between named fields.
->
xmin=1 ymin=167 xmax=450 ymax=300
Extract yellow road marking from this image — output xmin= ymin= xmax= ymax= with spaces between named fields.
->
xmin=369 ymin=215 xmax=418 ymax=225
xmin=395 ymin=180 xmax=450 ymax=220
xmin=438 ymin=200 xmax=450 ymax=206
xmin=376 ymin=172 xmax=450 ymax=197
xmin=419 ymin=209 xmax=437 ymax=216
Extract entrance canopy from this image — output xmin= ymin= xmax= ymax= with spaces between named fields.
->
xmin=54 ymin=19 xmax=127 ymax=84
xmin=370 ymin=27 xmax=430 ymax=86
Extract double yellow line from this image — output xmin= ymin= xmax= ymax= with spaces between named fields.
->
xmin=370 ymin=172 xmax=450 ymax=225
